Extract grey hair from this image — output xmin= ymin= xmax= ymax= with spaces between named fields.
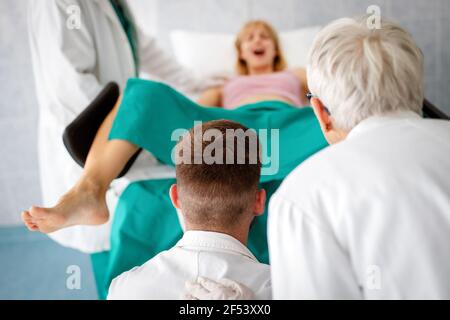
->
xmin=307 ymin=16 xmax=424 ymax=131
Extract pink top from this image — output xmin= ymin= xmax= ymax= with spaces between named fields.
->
xmin=222 ymin=70 xmax=303 ymax=109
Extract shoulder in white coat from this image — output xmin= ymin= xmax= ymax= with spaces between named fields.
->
xmin=269 ymin=112 xmax=450 ymax=299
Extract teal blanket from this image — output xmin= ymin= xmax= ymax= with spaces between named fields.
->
xmin=91 ymin=79 xmax=328 ymax=299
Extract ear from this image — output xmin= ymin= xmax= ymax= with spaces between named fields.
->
xmin=169 ymin=184 xmax=180 ymax=209
xmin=310 ymin=97 xmax=333 ymax=134
xmin=253 ymin=189 xmax=266 ymax=217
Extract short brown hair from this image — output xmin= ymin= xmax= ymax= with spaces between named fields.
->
xmin=175 ymin=120 xmax=261 ymax=228
xmin=235 ymin=20 xmax=287 ymax=75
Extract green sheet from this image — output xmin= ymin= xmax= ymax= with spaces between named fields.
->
xmin=92 ymin=78 xmax=328 ymax=299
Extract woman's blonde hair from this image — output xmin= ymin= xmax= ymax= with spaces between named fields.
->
xmin=235 ymin=20 xmax=287 ymax=75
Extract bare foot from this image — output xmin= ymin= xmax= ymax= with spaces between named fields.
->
xmin=21 ymin=179 xmax=109 ymax=233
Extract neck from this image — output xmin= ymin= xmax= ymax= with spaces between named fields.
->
xmin=248 ymin=64 xmax=274 ymax=75
xmin=326 ymin=128 xmax=349 ymax=144
xmin=184 ymin=223 xmax=250 ymax=246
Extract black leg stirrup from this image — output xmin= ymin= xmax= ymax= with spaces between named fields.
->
xmin=62 ymin=82 xmax=142 ymax=179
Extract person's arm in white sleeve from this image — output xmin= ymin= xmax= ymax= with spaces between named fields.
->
xmin=136 ymin=28 xmax=218 ymax=94
xmin=28 ymin=0 xmax=103 ymax=124
xmin=268 ymin=193 xmax=362 ymax=299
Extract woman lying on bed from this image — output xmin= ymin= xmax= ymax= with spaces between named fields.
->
xmin=198 ymin=20 xmax=309 ymax=108
xmin=22 ymin=20 xmax=325 ymax=234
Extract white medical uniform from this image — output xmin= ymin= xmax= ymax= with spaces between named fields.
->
xmin=107 ymin=231 xmax=272 ymax=299
xmin=268 ymin=111 xmax=450 ymax=299
xmin=28 ymin=0 xmax=203 ymax=252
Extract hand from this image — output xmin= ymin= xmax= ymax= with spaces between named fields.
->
xmin=181 ymin=277 xmax=256 ymax=300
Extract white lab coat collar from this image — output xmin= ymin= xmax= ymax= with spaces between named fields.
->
xmin=93 ymin=0 xmax=136 ymax=32
xmin=93 ymin=0 xmax=121 ymax=26
xmin=176 ymin=231 xmax=258 ymax=262
xmin=92 ymin=0 xmax=135 ymax=69
xmin=347 ymin=110 xmax=421 ymax=140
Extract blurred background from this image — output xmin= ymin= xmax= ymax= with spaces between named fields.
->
xmin=0 ymin=0 xmax=449 ymax=299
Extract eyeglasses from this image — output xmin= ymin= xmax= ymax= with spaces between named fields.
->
xmin=306 ymin=92 xmax=315 ymax=101
xmin=306 ymin=92 xmax=331 ymax=115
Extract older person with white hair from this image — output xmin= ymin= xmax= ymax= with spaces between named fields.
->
xmin=267 ymin=16 xmax=450 ymax=299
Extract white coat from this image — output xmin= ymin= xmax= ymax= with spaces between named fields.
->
xmin=268 ymin=111 xmax=450 ymax=299
xmin=107 ymin=231 xmax=272 ymax=299
xmin=28 ymin=0 xmax=202 ymax=252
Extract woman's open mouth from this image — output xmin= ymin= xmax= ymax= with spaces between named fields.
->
xmin=253 ymin=48 xmax=266 ymax=57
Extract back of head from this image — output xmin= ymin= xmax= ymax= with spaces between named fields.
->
xmin=175 ymin=120 xmax=261 ymax=229
xmin=307 ymin=16 xmax=424 ymax=131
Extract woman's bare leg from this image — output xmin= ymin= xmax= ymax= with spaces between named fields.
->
xmin=22 ymin=97 xmax=139 ymax=233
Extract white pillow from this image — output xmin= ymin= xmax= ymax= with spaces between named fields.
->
xmin=170 ymin=26 xmax=322 ymax=78
xmin=280 ymin=26 xmax=322 ymax=70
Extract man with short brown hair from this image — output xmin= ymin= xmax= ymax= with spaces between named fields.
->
xmin=107 ymin=120 xmax=271 ymax=299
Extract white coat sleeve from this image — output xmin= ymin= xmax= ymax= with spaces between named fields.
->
xmin=28 ymin=0 xmax=103 ymax=125
xmin=268 ymin=193 xmax=362 ymax=299
xmin=136 ymin=28 xmax=208 ymax=94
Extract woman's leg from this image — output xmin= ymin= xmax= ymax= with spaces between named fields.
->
xmin=22 ymin=97 xmax=139 ymax=233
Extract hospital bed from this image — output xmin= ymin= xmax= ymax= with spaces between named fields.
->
xmin=64 ymin=82 xmax=449 ymax=179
